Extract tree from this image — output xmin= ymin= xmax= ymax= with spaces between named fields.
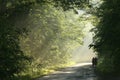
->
xmin=92 ymin=0 xmax=120 ymax=75
xmin=19 ymin=3 xmax=85 ymax=74
xmin=0 ymin=2 xmax=32 ymax=79
xmin=0 ymin=0 xmax=88 ymax=79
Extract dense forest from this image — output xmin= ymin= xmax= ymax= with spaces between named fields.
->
xmin=92 ymin=0 xmax=120 ymax=75
xmin=1 ymin=0 xmax=120 ymax=80
xmin=0 ymin=0 xmax=88 ymax=80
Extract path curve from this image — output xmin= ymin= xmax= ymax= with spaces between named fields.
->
xmin=35 ymin=63 xmax=120 ymax=80
xmin=35 ymin=63 xmax=98 ymax=80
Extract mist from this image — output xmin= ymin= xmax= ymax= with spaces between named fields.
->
xmin=72 ymin=22 xmax=96 ymax=63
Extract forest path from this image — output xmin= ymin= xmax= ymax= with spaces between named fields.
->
xmin=35 ymin=63 xmax=120 ymax=80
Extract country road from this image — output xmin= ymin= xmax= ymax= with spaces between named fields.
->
xmin=35 ymin=63 xmax=120 ymax=80
xmin=35 ymin=63 xmax=97 ymax=80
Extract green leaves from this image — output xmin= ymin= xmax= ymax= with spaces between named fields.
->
xmin=0 ymin=15 xmax=29 ymax=79
xmin=0 ymin=2 xmax=33 ymax=79
xmin=18 ymin=3 xmax=85 ymax=77
xmin=92 ymin=0 xmax=120 ymax=74
xmin=0 ymin=1 xmax=86 ymax=79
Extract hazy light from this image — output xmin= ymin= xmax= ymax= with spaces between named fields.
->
xmin=90 ymin=0 xmax=103 ymax=8
xmin=73 ymin=63 xmax=92 ymax=67
xmin=43 ymin=63 xmax=92 ymax=79
xmin=77 ymin=10 xmax=85 ymax=15
xmin=72 ymin=22 xmax=96 ymax=63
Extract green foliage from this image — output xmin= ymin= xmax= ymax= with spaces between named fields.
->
xmin=0 ymin=12 xmax=29 ymax=80
xmin=0 ymin=0 xmax=86 ymax=79
xmin=0 ymin=0 xmax=89 ymax=13
xmin=19 ymin=3 xmax=84 ymax=77
xmin=92 ymin=0 xmax=120 ymax=75
xmin=53 ymin=0 xmax=89 ymax=10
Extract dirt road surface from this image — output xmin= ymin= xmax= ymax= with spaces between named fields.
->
xmin=35 ymin=63 xmax=120 ymax=80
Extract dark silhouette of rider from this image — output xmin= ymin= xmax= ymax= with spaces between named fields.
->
xmin=92 ymin=57 xmax=98 ymax=67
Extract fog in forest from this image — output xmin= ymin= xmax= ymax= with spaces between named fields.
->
xmin=72 ymin=22 xmax=96 ymax=63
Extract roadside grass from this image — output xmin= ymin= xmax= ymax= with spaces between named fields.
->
xmin=14 ymin=62 xmax=75 ymax=80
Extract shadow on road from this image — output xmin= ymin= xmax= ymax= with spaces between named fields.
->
xmin=35 ymin=63 xmax=120 ymax=80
